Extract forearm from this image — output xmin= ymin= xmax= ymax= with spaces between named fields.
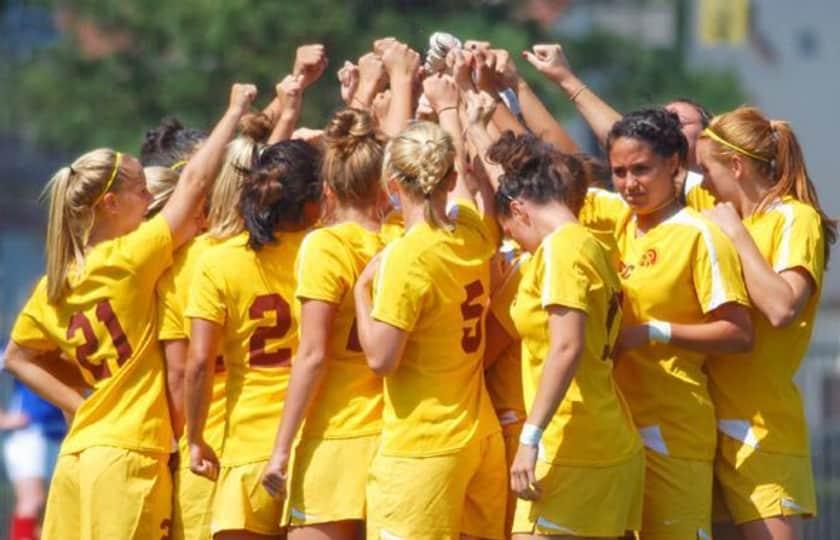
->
xmin=516 ymin=79 xmax=579 ymax=153
xmin=526 ymin=348 xmax=579 ymax=428
xmin=271 ymin=352 xmax=328 ymax=457
xmin=181 ymin=105 xmax=245 ymax=195
xmin=184 ymin=354 xmax=213 ymax=444
xmin=382 ymin=76 xmax=414 ymax=137
xmin=553 ymin=74 xmax=620 ymax=148
xmin=5 ymin=347 xmax=83 ymax=414
xmin=163 ymin=339 xmax=187 ymax=439
xmin=467 ymin=124 xmax=504 ymax=191
xmin=669 ymin=320 xmax=752 ymax=354
xmin=490 ymin=97 xmax=526 ymax=135
xmin=267 ymin=108 xmax=301 ymax=144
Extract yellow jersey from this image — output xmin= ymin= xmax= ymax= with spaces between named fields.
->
xmin=380 ymin=210 xmax=405 ymax=245
xmin=485 ymin=249 xmax=527 ymax=422
xmin=612 ymin=207 xmax=750 ymax=461
xmin=578 ymin=188 xmax=626 ymax=268
xmin=684 ymin=171 xmax=717 ymax=211
xmin=11 ymin=215 xmax=175 ymax=455
xmin=709 ymin=197 xmax=825 ymax=456
xmin=156 ymin=233 xmax=227 ymax=464
xmin=185 ymin=230 xmax=304 ymax=466
xmin=294 ymin=222 xmax=384 ymax=439
xmin=371 ymin=200 xmax=500 ymax=457
xmin=511 ymin=223 xmax=640 ymax=465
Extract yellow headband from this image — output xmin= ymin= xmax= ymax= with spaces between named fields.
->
xmin=95 ymin=152 xmax=123 ymax=204
xmin=170 ymin=160 xmax=188 ymax=171
xmin=702 ymin=128 xmax=771 ymax=163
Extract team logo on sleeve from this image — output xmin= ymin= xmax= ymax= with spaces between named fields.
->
xmin=639 ymin=248 xmax=658 ymax=267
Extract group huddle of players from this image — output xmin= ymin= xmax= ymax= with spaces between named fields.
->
xmin=3 ymin=32 xmax=836 ymax=540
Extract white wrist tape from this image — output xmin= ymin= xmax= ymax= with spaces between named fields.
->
xmin=648 ymin=321 xmax=672 ymax=344
xmin=519 ymin=423 xmax=544 ymax=447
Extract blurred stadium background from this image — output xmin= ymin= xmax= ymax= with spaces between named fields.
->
xmin=0 ymin=0 xmax=837 ymax=538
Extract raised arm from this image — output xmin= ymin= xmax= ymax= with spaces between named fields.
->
xmin=380 ymin=42 xmax=421 ymax=137
xmin=267 ymin=75 xmax=304 ymax=145
xmin=162 ymin=83 xmax=256 ymax=249
xmin=523 ymin=44 xmax=621 ymax=148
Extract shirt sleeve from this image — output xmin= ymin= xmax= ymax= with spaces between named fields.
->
xmin=370 ymin=241 xmax=428 ymax=332
xmin=10 ymin=278 xmax=57 ymax=352
xmin=579 ymin=188 xmax=628 ymax=234
xmin=184 ymin=250 xmax=228 ymax=326
xmin=490 ymin=256 xmax=526 ymax=338
xmin=116 ymin=214 xmax=174 ymax=285
xmin=539 ymin=231 xmax=591 ymax=313
xmin=693 ymin=224 xmax=750 ymax=314
xmin=771 ymin=204 xmax=825 ymax=287
xmin=684 ymin=172 xmax=717 ymax=212
xmin=156 ymin=268 xmax=185 ymax=341
xmin=295 ymin=229 xmax=350 ymax=304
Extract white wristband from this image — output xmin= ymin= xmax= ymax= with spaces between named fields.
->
xmin=519 ymin=423 xmax=544 ymax=447
xmin=648 ymin=321 xmax=672 ymax=344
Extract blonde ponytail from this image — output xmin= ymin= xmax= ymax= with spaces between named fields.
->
xmin=43 ymin=148 xmax=124 ymax=304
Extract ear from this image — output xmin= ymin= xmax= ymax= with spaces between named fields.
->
xmin=730 ymin=154 xmax=745 ymax=180
xmin=509 ymin=199 xmax=529 ymax=224
xmin=99 ymin=192 xmax=120 ymax=214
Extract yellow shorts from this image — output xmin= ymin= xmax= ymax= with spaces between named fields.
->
xmin=512 ymin=448 xmax=644 ymax=537
xmin=41 ymin=446 xmax=172 ymax=540
xmin=366 ymin=432 xmax=507 ymax=540
xmin=172 ymin=466 xmax=216 ymax=540
xmin=641 ymin=450 xmax=713 ymax=540
xmin=501 ymin=418 xmax=523 ymax=539
xmin=287 ymin=434 xmax=379 ymax=526
xmin=714 ymin=435 xmax=817 ymax=524
xmin=211 ymin=460 xmax=285 ymax=537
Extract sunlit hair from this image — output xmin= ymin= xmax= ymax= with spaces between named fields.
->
xmin=206 ymin=113 xmax=272 ymax=240
xmin=43 ymin=148 xmax=126 ymax=304
xmin=700 ymin=106 xmax=837 ymax=264
xmin=322 ymin=108 xmax=386 ymax=208
xmin=144 ymin=166 xmax=179 ymax=217
xmin=383 ymin=121 xmax=455 ymax=229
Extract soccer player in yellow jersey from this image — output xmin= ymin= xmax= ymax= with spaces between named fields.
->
xmin=603 ymin=108 xmax=754 ymax=540
xmin=258 ymin=108 xmax=387 ymax=539
xmin=3 ymin=83 xmax=256 ymax=540
xmin=184 ymin=139 xmax=323 ymax=540
xmin=696 ymin=107 xmax=837 ymax=540
xmin=353 ymin=75 xmax=505 ymax=540
xmin=486 ymin=133 xmax=645 ymax=539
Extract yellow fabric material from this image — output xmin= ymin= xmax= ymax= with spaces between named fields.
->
xmin=11 ymin=215 xmax=174 ymax=455
xmin=613 ymin=207 xmax=750 ymax=461
xmin=641 ymin=450 xmax=714 ymax=540
xmin=366 ymin=432 xmax=507 ymax=540
xmin=294 ymin=222 xmax=384 ymax=439
xmin=715 ymin=434 xmax=817 ymax=524
xmin=511 ymin=448 xmax=644 ymax=537
xmin=370 ymin=200 xmax=500 ymax=457
xmin=41 ymin=447 xmax=172 ymax=540
xmin=578 ymin=187 xmax=625 ymax=267
xmin=211 ymin=461 xmax=286 ymax=536
xmin=171 ymin=466 xmax=215 ymax=540
xmin=684 ymin=171 xmax=718 ymax=212
xmin=511 ymin=223 xmax=641 ymax=465
xmin=287 ymin=435 xmax=379 ymax=526
xmin=185 ymin=231 xmax=304 ymax=465
xmin=709 ymin=198 xmax=825 ymax=456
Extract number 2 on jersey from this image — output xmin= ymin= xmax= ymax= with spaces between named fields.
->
xmin=248 ymin=293 xmax=292 ymax=367
xmin=66 ymin=300 xmax=133 ymax=382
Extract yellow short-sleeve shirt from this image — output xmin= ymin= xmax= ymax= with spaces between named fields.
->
xmin=371 ymin=201 xmax=500 ymax=457
xmin=709 ymin=197 xmax=825 ymax=456
xmin=684 ymin=171 xmax=717 ymax=211
xmin=185 ymin=230 xmax=304 ymax=466
xmin=612 ymin=207 xmax=750 ymax=461
xmin=511 ymin=223 xmax=641 ymax=465
xmin=294 ymin=222 xmax=385 ymax=439
xmin=11 ymin=214 xmax=175 ymax=455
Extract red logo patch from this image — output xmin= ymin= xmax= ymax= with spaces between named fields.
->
xmin=639 ymin=248 xmax=658 ymax=267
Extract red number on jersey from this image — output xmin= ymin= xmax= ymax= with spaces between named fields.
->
xmin=66 ymin=300 xmax=132 ymax=381
xmin=248 ymin=294 xmax=292 ymax=367
xmin=460 ymin=280 xmax=485 ymax=353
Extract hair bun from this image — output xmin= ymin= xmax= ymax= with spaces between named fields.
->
xmin=325 ymin=108 xmax=378 ymax=155
xmin=141 ymin=117 xmax=185 ymax=156
xmin=487 ymin=131 xmax=544 ymax=178
xmin=239 ymin=113 xmax=273 ymax=143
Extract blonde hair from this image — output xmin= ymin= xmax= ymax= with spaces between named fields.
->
xmin=144 ymin=166 xmax=179 ymax=217
xmin=206 ymin=113 xmax=271 ymax=240
xmin=383 ymin=121 xmax=455 ymax=229
xmin=700 ymin=106 xmax=837 ymax=265
xmin=44 ymin=148 xmax=126 ymax=304
xmin=322 ymin=108 xmax=385 ymax=208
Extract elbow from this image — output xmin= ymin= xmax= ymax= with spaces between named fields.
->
xmin=297 ymin=350 xmax=328 ymax=374
xmin=184 ymin=353 xmax=208 ymax=385
xmin=766 ymin=307 xmax=797 ymax=329
xmin=730 ymin=330 xmax=754 ymax=354
xmin=367 ymin=355 xmax=397 ymax=377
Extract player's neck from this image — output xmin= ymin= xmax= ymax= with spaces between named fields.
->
xmin=635 ymin=196 xmax=682 ymax=234
xmin=332 ymin=204 xmax=381 ymax=232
